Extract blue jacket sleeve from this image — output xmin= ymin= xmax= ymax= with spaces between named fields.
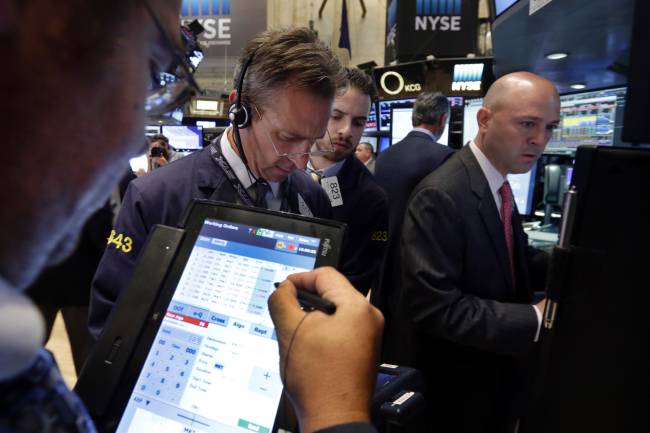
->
xmin=88 ymin=183 xmax=151 ymax=339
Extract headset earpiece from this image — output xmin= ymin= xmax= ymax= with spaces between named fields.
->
xmin=228 ymin=103 xmax=251 ymax=129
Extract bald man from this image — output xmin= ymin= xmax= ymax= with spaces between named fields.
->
xmin=383 ymin=72 xmax=560 ymax=433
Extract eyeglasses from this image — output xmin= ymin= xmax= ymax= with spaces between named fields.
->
xmin=142 ymin=0 xmax=201 ymax=116
xmin=252 ymin=105 xmax=335 ymax=158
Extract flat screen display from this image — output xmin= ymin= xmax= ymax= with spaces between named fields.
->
xmin=463 ymin=97 xmax=483 ymax=145
xmin=546 ymin=87 xmax=627 ymax=155
xmin=379 ymin=99 xmax=415 ymax=131
xmin=116 ymin=217 xmax=321 ymax=433
xmin=196 ymin=120 xmax=217 ymax=128
xmin=365 ymin=103 xmax=378 ymax=132
xmin=391 ymin=107 xmax=449 ymax=146
xmin=507 ymin=164 xmax=537 ymax=216
xmin=161 ymin=125 xmax=204 ymax=151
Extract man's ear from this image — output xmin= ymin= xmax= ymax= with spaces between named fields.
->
xmin=228 ymin=90 xmax=238 ymax=104
xmin=0 ymin=0 xmax=18 ymax=33
xmin=476 ymin=107 xmax=491 ymax=132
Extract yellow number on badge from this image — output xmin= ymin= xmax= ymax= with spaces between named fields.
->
xmin=122 ymin=236 xmax=133 ymax=253
xmin=371 ymin=231 xmax=388 ymax=242
xmin=107 ymin=230 xmax=133 ymax=253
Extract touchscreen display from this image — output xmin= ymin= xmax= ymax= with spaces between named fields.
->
xmin=116 ymin=218 xmax=321 ymax=433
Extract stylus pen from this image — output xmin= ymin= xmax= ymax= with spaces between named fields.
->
xmin=273 ymin=282 xmax=337 ymax=315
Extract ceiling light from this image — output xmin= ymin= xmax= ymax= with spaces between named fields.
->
xmin=546 ymin=52 xmax=568 ymax=60
xmin=570 ymin=83 xmax=587 ymax=90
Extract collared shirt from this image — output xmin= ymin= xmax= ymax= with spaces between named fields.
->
xmin=411 ymin=127 xmax=438 ymax=142
xmin=219 ymin=128 xmax=283 ymax=210
xmin=306 ymin=159 xmax=345 ymax=181
xmin=469 ymin=140 xmax=508 ymax=213
xmin=468 ymin=141 xmax=542 ymax=340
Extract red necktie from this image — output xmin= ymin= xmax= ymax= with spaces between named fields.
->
xmin=499 ymin=181 xmax=515 ymax=284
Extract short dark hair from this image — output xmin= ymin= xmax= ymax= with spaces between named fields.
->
xmin=149 ymin=134 xmax=169 ymax=145
xmin=357 ymin=142 xmax=374 ymax=152
xmin=412 ymin=92 xmax=449 ymax=127
xmin=342 ymin=67 xmax=378 ymax=100
xmin=234 ymin=28 xmax=346 ymax=108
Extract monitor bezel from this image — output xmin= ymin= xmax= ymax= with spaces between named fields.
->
xmin=99 ymin=200 xmax=346 ymax=432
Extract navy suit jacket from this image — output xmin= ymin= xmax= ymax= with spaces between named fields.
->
xmin=329 ymin=155 xmax=389 ymax=295
xmin=89 ymin=141 xmax=331 ymax=338
xmin=383 ymin=146 xmax=548 ymax=433
xmin=372 ymin=130 xmax=454 ymax=316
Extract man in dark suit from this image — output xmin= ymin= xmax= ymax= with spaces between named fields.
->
xmin=384 ymin=72 xmax=560 ymax=433
xmin=309 ymin=68 xmax=389 ymax=295
xmin=372 ymin=92 xmax=454 ymax=319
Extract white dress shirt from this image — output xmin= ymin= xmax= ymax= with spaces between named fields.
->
xmin=468 ymin=140 xmax=543 ymax=341
xmin=220 ymin=128 xmax=283 ymax=211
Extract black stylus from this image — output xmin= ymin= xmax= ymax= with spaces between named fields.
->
xmin=273 ymin=282 xmax=337 ymax=315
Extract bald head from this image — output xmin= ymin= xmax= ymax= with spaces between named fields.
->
xmin=474 ymin=71 xmax=560 ymax=176
xmin=484 ymin=72 xmax=559 ymax=113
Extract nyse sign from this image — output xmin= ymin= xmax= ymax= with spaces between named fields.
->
xmin=415 ymin=0 xmax=462 ymax=31
xmin=181 ymin=0 xmax=231 ymax=46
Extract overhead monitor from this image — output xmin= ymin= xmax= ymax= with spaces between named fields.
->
xmin=161 ymin=125 xmax=204 ymax=151
xmin=146 ymin=125 xmax=161 ymax=137
xmin=507 ymin=164 xmax=537 ymax=216
xmin=391 ymin=107 xmax=449 ymax=146
xmin=463 ymin=97 xmax=483 ymax=145
xmin=546 ymin=87 xmax=627 ymax=155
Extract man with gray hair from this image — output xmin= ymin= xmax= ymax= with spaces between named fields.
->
xmin=372 ymin=91 xmax=454 ymax=320
xmin=89 ymin=27 xmax=341 ymax=338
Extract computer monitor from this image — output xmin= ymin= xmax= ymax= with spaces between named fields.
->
xmin=161 ymin=125 xmax=203 ymax=151
xmin=507 ymin=164 xmax=537 ymax=216
xmin=378 ymin=136 xmax=391 ymax=153
xmin=365 ymin=102 xmax=378 ymax=132
xmin=390 ymin=107 xmax=449 ymax=146
xmin=195 ymin=120 xmax=217 ymax=128
xmin=145 ymin=125 xmax=161 ymax=137
xmin=546 ymin=87 xmax=627 ymax=155
xmin=463 ymin=97 xmax=483 ymax=145
xmin=379 ymin=99 xmax=416 ymax=131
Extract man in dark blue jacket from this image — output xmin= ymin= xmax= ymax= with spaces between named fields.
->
xmin=372 ymin=92 xmax=454 ymax=319
xmin=308 ymin=68 xmax=389 ymax=295
xmin=89 ymin=28 xmax=341 ymax=338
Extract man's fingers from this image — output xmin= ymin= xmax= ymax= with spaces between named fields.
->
xmin=268 ymin=279 xmax=304 ymax=338
xmin=287 ymin=267 xmax=363 ymax=304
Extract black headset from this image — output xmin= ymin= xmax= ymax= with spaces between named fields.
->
xmin=228 ymin=51 xmax=256 ymax=168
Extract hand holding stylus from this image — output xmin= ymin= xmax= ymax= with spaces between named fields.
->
xmin=268 ymin=267 xmax=384 ymax=433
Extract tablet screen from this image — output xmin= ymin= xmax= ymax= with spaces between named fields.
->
xmin=116 ymin=217 xmax=321 ymax=433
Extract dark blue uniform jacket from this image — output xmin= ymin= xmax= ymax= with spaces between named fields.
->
xmin=89 ymin=143 xmax=332 ymax=338
xmin=327 ymin=155 xmax=389 ymax=295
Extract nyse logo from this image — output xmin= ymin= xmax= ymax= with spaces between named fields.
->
xmin=415 ymin=0 xmax=462 ymax=31
xmin=181 ymin=0 xmax=231 ymax=46
xmin=380 ymin=71 xmax=422 ymax=96
xmin=451 ymin=63 xmax=484 ymax=92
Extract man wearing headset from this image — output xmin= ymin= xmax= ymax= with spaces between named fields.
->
xmin=89 ymin=28 xmax=342 ymax=338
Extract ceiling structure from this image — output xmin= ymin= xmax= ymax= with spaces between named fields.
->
xmin=491 ymin=0 xmax=634 ymax=93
